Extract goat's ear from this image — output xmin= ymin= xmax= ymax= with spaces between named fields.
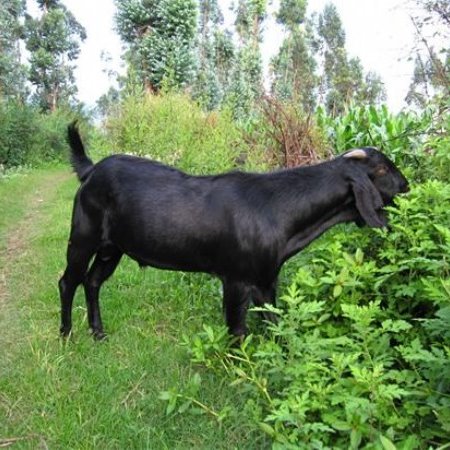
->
xmin=349 ymin=173 xmax=387 ymax=228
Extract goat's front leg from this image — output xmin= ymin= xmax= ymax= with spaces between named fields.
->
xmin=222 ymin=280 xmax=251 ymax=338
xmin=59 ymin=275 xmax=77 ymax=337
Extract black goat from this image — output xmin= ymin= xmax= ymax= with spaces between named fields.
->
xmin=59 ymin=123 xmax=409 ymax=340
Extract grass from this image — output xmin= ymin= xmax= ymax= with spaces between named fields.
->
xmin=0 ymin=167 xmax=271 ymax=449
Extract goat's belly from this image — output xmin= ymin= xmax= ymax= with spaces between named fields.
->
xmin=108 ymin=223 xmax=209 ymax=270
xmin=110 ymin=225 xmax=277 ymax=282
xmin=123 ymin=246 xmax=217 ymax=274
xmin=124 ymin=249 xmax=277 ymax=287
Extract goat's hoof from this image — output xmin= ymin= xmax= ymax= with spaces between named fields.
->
xmin=91 ymin=329 xmax=107 ymax=341
xmin=60 ymin=327 xmax=72 ymax=338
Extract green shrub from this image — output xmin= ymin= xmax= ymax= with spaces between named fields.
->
xmin=316 ymin=104 xmax=450 ymax=184
xmin=0 ymin=101 xmax=75 ymax=169
xmin=0 ymin=101 xmax=38 ymax=167
xmin=417 ymin=103 xmax=450 ymax=183
xmin=30 ymin=109 xmax=76 ymax=165
xmin=105 ymin=93 xmax=265 ymax=173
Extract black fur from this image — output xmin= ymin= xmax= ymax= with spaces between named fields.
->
xmin=68 ymin=121 xmax=94 ymax=182
xmin=59 ymin=123 xmax=409 ymax=340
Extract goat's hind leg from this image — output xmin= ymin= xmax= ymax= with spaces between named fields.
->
xmin=59 ymin=238 xmax=97 ymax=337
xmin=83 ymin=244 xmax=122 ymax=340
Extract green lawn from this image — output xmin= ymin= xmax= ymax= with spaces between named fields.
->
xmin=0 ymin=168 xmax=270 ymax=449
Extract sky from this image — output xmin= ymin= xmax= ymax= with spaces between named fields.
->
xmin=28 ymin=0 xmax=425 ymax=112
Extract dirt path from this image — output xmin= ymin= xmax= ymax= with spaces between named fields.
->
xmin=0 ymin=170 xmax=71 ymax=306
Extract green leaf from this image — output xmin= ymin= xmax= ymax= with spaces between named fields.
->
xmin=355 ymin=248 xmax=364 ymax=264
xmin=382 ymin=319 xmax=413 ymax=333
xmin=178 ymin=400 xmax=192 ymax=414
xmin=158 ymin=391 xmax=171 ymax=401
xmin=380 ymin=434 xmax=397 ymax=450
xmin=333 ymin=284 xmax=343 ymax=298
xmin=399 ymin=435 xmax=420 ymax=450
xmin=351 ymin=429 xmax=362 ymax=449
xmin=166 ymin=396 xmax=178 ymax=415
xmin=331 ymin=420 xmax=352 ymax=431
xmin=259 ymin=422 xmax=275 ymax=437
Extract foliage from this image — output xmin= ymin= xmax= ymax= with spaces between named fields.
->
xmin=95 ymin=86 xmax=120 ymax=121
xmin=224 ymin=0 xmax=266 ymax=120
xmin=191 ymin=0 xmax=225 ymax=110
xmin=0 ymin=0 xmax=28 ymax=101
xmin=316 ymin=103 xmax=450 ymax=183
xmin=0 ymin=101 xmax=75 ymax=168
xmin=225 ymin=46 xmax=263 ymax=121
xmin=420 ymin=101 xmax=450 ymax=182
xmin=235 ymin=0 xmax=267 ymax=44
xmin=271 ymin=0 xmax=316 ymax=110
xmin=317 ymin=104 xmax=425 ymax=161
xmin=406 ymin=0 xmax=450 ymax=108
xmin=312 ymin=4 xmax=386 ymax=116
xmin=104 ymin=92 xmax=265 ymax=174
xmin=276 ymin=0 xmax=307 ymax=29
xmin=115 ymin=0 xmax=197 ymax=93
xmin=269 ymin=1 xmax=386 ymax=114
xmin=0 ymin=101 xmax=37 ymax=168
xmin=271 ymin=28 xmax=316 ymax=108
xmin=173 ymin=180 xmax=450 ymax=448
xmin=213 ymin=29 xmax=236 ymax=93
xmin=109 ymin=0 xmax=391 ymax=118
xmin=24 ymin=0 xmax=86 ymax=112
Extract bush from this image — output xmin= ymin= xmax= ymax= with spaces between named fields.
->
xmin=258 ymin=97 xmax=330 ymax=168
xmin=0 ymin=101 xmax=39 ymax=167
xmin=104 ymin=93 xmax=266 ymax=174
xmin=31 ymin=109 xmax=76 ymax=165
xmin=0 ymin=101 xmax=75 ymax=169
xmin=316 ymin=104 xmax=450 ymax=184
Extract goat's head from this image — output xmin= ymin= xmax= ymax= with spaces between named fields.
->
xmin=342 ymin=147 xmax=409 ymax=228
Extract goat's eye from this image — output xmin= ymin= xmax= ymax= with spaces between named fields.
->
xmin=375 ymin=165 xmax=388 ymax=177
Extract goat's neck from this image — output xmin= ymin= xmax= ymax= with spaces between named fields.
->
xmin=281 ymin=204 xmax=358 ymax=263
xmin=279 ymin=168 xmax=350 ymax=227
xmin=276 ymin=168 xmax=355 ymax=261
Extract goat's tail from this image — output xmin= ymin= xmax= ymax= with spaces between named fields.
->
xmin=67 ymin=121 xmax=94 ymax=182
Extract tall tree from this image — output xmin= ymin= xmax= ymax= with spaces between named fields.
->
xmin=226 ymin=0 xmax=266 ymax=119
xmin=0 ymin=0 xmax=27 ymax=101
xmin=192 ymin=0 xmax=224 ymax=109
xmin=115 ymin=0 xmax=197 ymax=93
xmin=271 ymin=0 xmax=316 ymax=110
xmin=406 ymin=0 xmax=450 ymax=107
xmin=25 ymin=0 xmax=86 ymax=111
xmin=235 ymin=0 xmax=265 ymax=94
xmin=313 ymin=3 xmax=385 ymax=115
xmin=213 ymin=29 xmax=235 ymax=95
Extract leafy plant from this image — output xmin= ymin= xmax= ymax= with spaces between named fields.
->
xmin=316 ymin=103 xmax=450 ymax=184
xmin=115 ymin=0 xmax=197 ymax=92
xmin=105 ymin=92 xmax=267 ymax=173
xmin=0 ymin=101 xmax=74 ymax=168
